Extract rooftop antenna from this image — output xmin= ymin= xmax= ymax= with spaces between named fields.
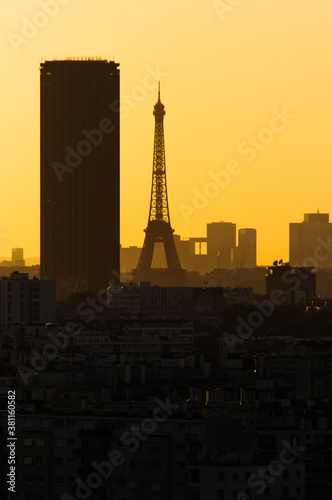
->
xmin=158 ymin=81 xmax=160 ymax=101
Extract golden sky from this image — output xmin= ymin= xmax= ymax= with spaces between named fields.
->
xmin=1 ymin=0 xmax=332 ymax=265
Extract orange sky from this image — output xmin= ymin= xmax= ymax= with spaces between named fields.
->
xmin=1 ymin=0 xmax=332 ymax=265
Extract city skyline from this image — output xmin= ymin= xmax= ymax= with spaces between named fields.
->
xmin=2 ymin=1 xmax=332 ymax=265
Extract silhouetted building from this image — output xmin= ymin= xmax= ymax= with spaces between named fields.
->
xmin=40 ymin=59 xmax=120 ymax=294
xmin=290 ymin=212 xmax=332 ymax=268
xmin=120 ymin=245 xmax=141 ymax=274
xmin=11 ymin=247 xmax=25 ymax=266
xmin=207 ymin=222 xmax=236 ymax=269
xmin=0 ymin=272 xmax=55 ymax=326
xmin=232 ymin=228 xmax=256 ymax=268
xmin=266 ymin=264 xmax=316 ymax=305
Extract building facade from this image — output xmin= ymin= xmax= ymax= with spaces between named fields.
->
xmin=290 ymin=212 xmax=332 ymax=268
xmin=0 ymin=272 xmax=55 ymax=327
xmin=40 ymin=59 xmax=120 ymax=294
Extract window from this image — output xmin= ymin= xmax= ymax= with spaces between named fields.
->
xmin=36 ymin=476 xmax=44 ymax=484
xmin=55 ymin=457 xmax=64 ymax=466
xmin=24 ymin=438 xmax=33 ymax=447
xmin=82 ymin=420 xmax=94 ymax=430
xmin=151 ymin=461 xmax=160 ymax=471
xmin=150 ymin=442 xmax=160 ymax=451
xmin=25 ymin=418 xmax=33 ymax=428
xmin=140 ymin=461 xmax=149 ymax=470
xmin=41 ymin=419 xmax=49 ymax=429
xmin=128 ymin=480 xmax=136 ymax=489
xmin=152 ymin=482 xmax=160 ymax=491
xmin=218 ymin=491 xmax=224 ymax=500
xmin=129 ymin=460 xmax=136 ymax=469
xmin=140 ymin=480 xmax=149 ymax=490
xmin=283 ymin=470 xmax=289 ymax=480
xmin=55 ymin=476 xmax=64 ymax=485
xmin=36 ymin=439 xmax=44 ymax=447
xmin=55 ymin=419 xmax=63 ymax=428
xmin=24 ymin=457 xmax=33 ymax=465
xmin=55 ymin=439 xmax=64 ymax=448
xmin=68 ymin=458 xmax=76 ymax=466
xmin=68 ymin=419 xmax=76 ymax=427
xmin=118 ymin=478 xmax=126 ymax=487
xmin=26 ymin=475 xmax=33 ymax=484
xmin=68 ymin=477 xmax=76 ymax=484
xmin=36 ymin=457 xmax=44 ymax=466
xmin=67 ymin=439 xmax=75 ymax=446
xmin=258 ymin=434 xmax=276 ymax=450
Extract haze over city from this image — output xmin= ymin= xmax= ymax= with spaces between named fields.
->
xmin=2 ymin=0 xmax=332 ymax=264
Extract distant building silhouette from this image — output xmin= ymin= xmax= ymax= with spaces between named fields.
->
xmin=120 ymin=245 xmax=141 ymax=275
xmin=232 ymin=228 xmax=256 ymax=268
xmin=40 ymin=59 xmax=120 ymax=294
xmin=11 ymin=247 xmax=25 ymax=266
xmin=207 ymin=222 xmax=236 ymax=269
xmin=290 ymin=212 xmax=332 ymax=268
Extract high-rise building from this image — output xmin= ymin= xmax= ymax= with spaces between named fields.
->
xmin=40 ymin=59 xmax=120 ymax=294
xmin=11 ymin=248 xmax=25 ymax=266
xmin=232 ymin=228 xmax=256 ymax=268
xmin=289 ymin=212 xmax=332 ymax=268
xmin=207 ymin=222 xmax=236 ymax=269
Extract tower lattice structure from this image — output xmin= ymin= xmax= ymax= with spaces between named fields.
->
xmin=135 ymin=85 xmax=184 ymax=283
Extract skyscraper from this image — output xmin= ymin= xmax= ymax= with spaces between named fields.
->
xmin=40 ymin=59 xmax=120 ymax=294
xmin=233 ymin=228 xmax=257 ymax=268
xmin=290 ymin=212 xmax=332 ymax=268
xmin=207 ymin=222 xmax=236 ymax=269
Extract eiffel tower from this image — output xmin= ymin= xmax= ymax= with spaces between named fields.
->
xmin=134 ymin=84 xmax=186 ymax=286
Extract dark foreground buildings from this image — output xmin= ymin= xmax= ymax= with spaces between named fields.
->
xmin=40 ymin=59 xmax=120 ymax=294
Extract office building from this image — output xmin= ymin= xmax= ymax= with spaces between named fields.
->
xmin=11 ymin=247 xmax=25 ymax=266
xmin=207 ymin=222 xmax=236 ymax=269
xmin=290 ymin=212 xmax=332 ymax=268
xmin=232 ymin=228 xmax=256 ymax=268
xmin=40 ymin=59 xmax=120 ymax=294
